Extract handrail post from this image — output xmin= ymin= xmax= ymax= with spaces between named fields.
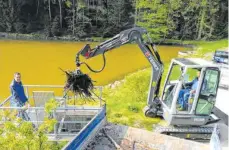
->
xmin=0 ymin=96 xmax=12 ymax=107
xmin=25 ymin=86 xmax=29 ymax=100
xmin=63 ymin=91 xmax=67 ymax=108
xmin=35 ymin=108 xmax=38 ymax=127
xmin=53 ymin=110 xmax=57 ymax=139
xmin=99 ymin=87 xmax=102 ymax=107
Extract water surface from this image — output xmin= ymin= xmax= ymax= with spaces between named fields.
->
xmin=0 ymin=40 xmax=184 ymax=99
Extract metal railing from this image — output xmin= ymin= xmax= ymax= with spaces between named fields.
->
xmin=0 ymin=106 xmax=101 ymax=139
xmin=0 ymin=84 xmax=104 ymax=140
xmin=0 ymin=84 xmax=103 ymax=107
xmin=0 ymin=95 xmax=12 ymax=107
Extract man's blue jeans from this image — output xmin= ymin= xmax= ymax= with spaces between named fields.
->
xmin=10 ymin=99 xmax=21 ymax=107
xmin=10 ymin=99 xmax=30 ymax=121
xmin=178 ymin=89 xmax=190 ymax=109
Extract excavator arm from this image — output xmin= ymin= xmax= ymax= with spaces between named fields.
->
xmin=76 ymin=27 xmax=163 ymax=117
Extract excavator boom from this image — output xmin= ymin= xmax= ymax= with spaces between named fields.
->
xmin=76 ymin=27 xmax=163 ymax=117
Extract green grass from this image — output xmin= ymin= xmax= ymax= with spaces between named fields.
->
xmin=184 ymin=39 xmax=228 ymax=59
xmin=103 ymin=69 xmax=162 ymax=130
xmin=164 ymin=39 xmax=228 ymax=58
xmin=184 ymin=39 xmax=227 ymax=50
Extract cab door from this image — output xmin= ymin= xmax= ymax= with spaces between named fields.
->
xmin=195 ymin=68 xmax=220 ymax=115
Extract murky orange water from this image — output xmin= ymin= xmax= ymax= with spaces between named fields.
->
xmin=0 ymin=40 xmax=184 ymax=100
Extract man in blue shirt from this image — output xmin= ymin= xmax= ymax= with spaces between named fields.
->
xmin=10 ymin=72 xmax=30 ymax=120
xmin=178 ymin=71 xmax=200 ymax=111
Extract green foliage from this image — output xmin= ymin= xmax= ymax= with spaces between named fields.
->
xmin=49 ymin=141 xmax=69 ymax=150
xmin=0 ymin=0 xmax=227 ymax=40
xmin=51 ymin=16 xmax=61 ymax=36
xmin=136 ymin=0 xmax=174 ymax=39
xmin=135 ymin=0 xmax=227 ymax=40
xmin=65 ymin=0 xmax=72 ymax=8
xmin=0 ymin=99 xmax=64 ymax=150
xmin=45 ymin=98 xmax=59 ymax=114
xmin=44 ymin=24 xmax=52 ymax=37
xmin=15 ymin=22 xmax=27 ymax=33
xmin=101 ymin=0 xmax=134 ymax=37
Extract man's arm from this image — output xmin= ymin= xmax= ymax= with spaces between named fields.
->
xmin=190 ymin=78 xmax=199 ymax=94
xmin=185 ymin=82 xmax=193 ymax=87
xmin=184 ymin=78 xmax=196 ymax=87
xmin=21 ymin=84 xmax=29 ymax=107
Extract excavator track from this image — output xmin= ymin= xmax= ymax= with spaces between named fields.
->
xmin=154 ymin=126 xmax=218 ymax=142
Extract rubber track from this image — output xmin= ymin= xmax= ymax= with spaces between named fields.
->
xmin=155 ymin=126 xmax=215 ymax=134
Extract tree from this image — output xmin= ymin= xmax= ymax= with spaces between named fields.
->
xmin=135 ymin=0 xmax=174 ymax=40
xmin=0 ymin=0 xmax=25 ymax=32
xmin=213 ymin=0 xmax=228 ymax=39
xmin=167 ymin=0 xmax=198 ymax=40
xmin=65 ymin=0 xmax=91 ymax=37
xmin=36 ymin=0 xmax=40 ymax=17
xmin=101 ymin=0 xmax=134 ymax=37
xmin=51 ymin=16 xmax=61 ymax=36
xmin=58 ymin=0 xmax=63 ymax=28
xmin=48 ymin=0 xmax=52 ymax=21
xmin=0 ymin=0 xmax=227 ymax=40
xmin=0 ymin=99 xmax=61 ymax=150
xmin=196 ymin=0 xmax=220 ymax=40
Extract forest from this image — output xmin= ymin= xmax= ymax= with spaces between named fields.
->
xmin=0 ymin=0 xmax=228 ymax=40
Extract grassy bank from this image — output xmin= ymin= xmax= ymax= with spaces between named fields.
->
xmin=0 ymin=32 xmax=201 ymax=47
xmin=185 ymin=39 xmax=228 ymax=58
xmin=0 ymin=32 xmax=105 ymax=42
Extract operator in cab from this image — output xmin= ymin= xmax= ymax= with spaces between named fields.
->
xmin=177 ymin=70 xmax=201 ymax=111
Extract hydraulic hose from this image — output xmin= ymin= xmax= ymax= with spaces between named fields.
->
xmin=78 ymin=51 xmax=106 ymax=73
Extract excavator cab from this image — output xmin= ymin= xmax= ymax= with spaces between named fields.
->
xmin=160 ymin=58 xmax=221 ymax=126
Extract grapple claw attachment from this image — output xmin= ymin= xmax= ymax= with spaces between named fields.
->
xmin=62 ymin=69 xmax=94 ymax=98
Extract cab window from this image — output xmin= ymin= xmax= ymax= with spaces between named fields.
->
xmin=163 ymin=64 xmax=181 ymax=108
xmin=195 ymin=69 xmax=220 ymax=115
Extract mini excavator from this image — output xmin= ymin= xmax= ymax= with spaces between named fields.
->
xmin=74 ymin=27 xmax=226 ymax=141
